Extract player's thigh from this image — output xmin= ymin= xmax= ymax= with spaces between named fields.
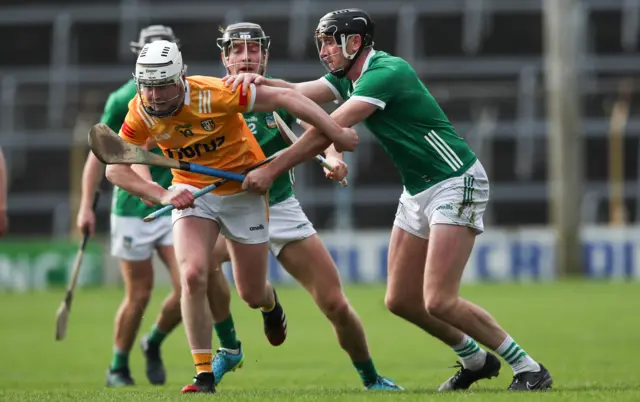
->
xmin=170 ymin=185 xmax=222 ymax=276
xmin=211 ymin=234 xmax=231 ymax=266
xmin=151 ymin=217 xmax=181 ymax=290
xmin=422 ymin=160 xmax=489 ymax=297
xmin=424 ymin=225 xmax=475 ymax=299
xmin=156 ymin=245 xmax=181 ymax=292
xmin=110 ymin=215 xmax=156 ymax=293
xmin=228 ymin=240 xmax=269 ymax=296
xmin=279 ymin=235 xmax=343 ymax=299
xmin=118 ymin=259 xmax=154 ymax=299
xmin=216 ymin=191 xmax=270 ymax=293
xmin=386 ymin=225 xmax=429 ymax=308
xmin=270 ymin=197 xmax=342 ymax=297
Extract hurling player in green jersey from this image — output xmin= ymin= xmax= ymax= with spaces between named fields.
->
xmin=204 ymin=22 xmax=402 ymax=391
xmin=76 ymin=25 xmax=183 ymax=388
xmin=225 ymin=9 xmax=552 ymax=392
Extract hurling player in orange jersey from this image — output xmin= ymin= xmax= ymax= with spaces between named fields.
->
xmin=105 ymin=40 xmax=358 ymax=394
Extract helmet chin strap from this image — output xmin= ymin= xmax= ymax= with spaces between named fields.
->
xmin=329 ymin=33 xmax=363 ymax=79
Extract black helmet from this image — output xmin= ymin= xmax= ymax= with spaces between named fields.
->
xmin=217 ymin=22 xmax=271 ymax=75
xmin=314 ymin=9 xmax=375 ymax=78
xmin=130 ymin=25 xmax=180 ymax=54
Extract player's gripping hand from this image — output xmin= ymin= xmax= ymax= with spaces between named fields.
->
xmin=242 ymin=167 xmax=275 ymax=194
xmin=334 ymin=127 xmax=359 ymax=153
xmin=76 ymin=205 xmax=96 ymax=237
xmin=159 ymin=188 xmax=195 ymax=210
xmin=222 ymin=73 xmax=263 ymax=96
xmin=324 ymin=157 xmax=348 ymax=183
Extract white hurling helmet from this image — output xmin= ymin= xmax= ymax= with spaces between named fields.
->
xmin=134 ymin=40 xmax=186 ymax=117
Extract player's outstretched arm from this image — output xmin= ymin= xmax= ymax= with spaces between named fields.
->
xmin=224 ymin=74 xmax=336 ymax=105
xmin=77 ymin=152 xmax=105 ymax=236
xmin=253 ymin=98 xmax=378 ymax=185
xmin=251 ymin=85 xmax=357 ymax=151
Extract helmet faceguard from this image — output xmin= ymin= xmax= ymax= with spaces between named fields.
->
xmin=314 ymin=9 xmax=375 ymax=78
xmin=130 ymin=25 xmax=181 ymax=55
xmin=134 ymin=41 xmax=186 ymax=118
xmin=217 ymin=22 xmax=271 ymax=76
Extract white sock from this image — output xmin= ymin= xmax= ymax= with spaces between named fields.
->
xmin=453 ymin=334 xmax=487 ymax=371
xmin=220 ymin=347 xmax=240 ymax=355
xmin=495 ymin=335 xmax=541 ymax=374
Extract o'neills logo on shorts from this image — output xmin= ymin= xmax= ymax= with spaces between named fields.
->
xmin=249 ymin=224 xmax=265 ymax=231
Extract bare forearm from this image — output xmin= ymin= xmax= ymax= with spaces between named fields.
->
xmin=132 ymin=164 xmax=153 ymax=182
xmin=262 ymin=77 xmax=295 ymax=90
xmin=80 ymin=152 xmax=104 ymax=209
xmin=268 ymin=128 xmax=331 ymax=176
xmin=286 ymin=119 xmax=343 ymax=161
xmin=279 ymin=92 xmax=343 ymax=143
xmin=298 ymin=120 xmax=346 ymax=159
xmin=105 ymin=165 xmax=165 ymax=203
xmin=325 ymin=144 xmax=343 ymax=160
xmin=132 ymin=140 xmax=156 ymax=181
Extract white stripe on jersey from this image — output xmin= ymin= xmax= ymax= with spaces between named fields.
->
xmin=424 ymin=131 xmax=460 ymax=171
xmin=429 ymin=130 xmax=464 ymax=167
xmin=199 ymin=90 xmax=211 ymax=114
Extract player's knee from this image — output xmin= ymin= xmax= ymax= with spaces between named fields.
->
xmin=127 ymin=287 xmax=152 ymax=309
xmin=124 ymin=275 xmax=153 ymax=308
xmin=424 ymin=293 xmax=457 ymax=319
xmin=385 ymin=292 xmax=415 ymax=317
xmin=319 ymin=293 xmax=350 ymax=322
xmin=180 ymin=262 xmax=207 ymax=294
xmin=236 ymin=286 xmax=264 ymax=309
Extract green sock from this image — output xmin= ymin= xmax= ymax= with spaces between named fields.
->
xmin=146 ymin=324 xmax=169 ymax=346
xmin=353 ymin=358 xmax=378 ymax=385
xmin=213 ymin=315 xmax=239 ymax=350
xmin=110 ymin=348 xmax=129 ymax=371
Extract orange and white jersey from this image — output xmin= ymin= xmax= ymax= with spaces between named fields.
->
xmin=119 ymin=75 xmax=265 ymax=195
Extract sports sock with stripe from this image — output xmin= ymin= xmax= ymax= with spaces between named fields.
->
xmin=192 ymin=350 xmax=213 ymax=374
xmin=494 ymin=335 xmax=541 ymax=374
xmin=452 ymin=334 xmax=487 ymax=371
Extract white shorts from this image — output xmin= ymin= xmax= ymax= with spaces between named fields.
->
xmin=110 ymin=215 xmax=173 ymax=261
xmin=171 ymin=184 xmax=269 ymax=244
xmin=268 ymin=196 xmax=316 ymax=256
xmin=393 ymin=159 xmax=490 ymax=239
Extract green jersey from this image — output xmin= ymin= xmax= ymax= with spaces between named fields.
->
xmin=243 ymin=77 xmax=296 ymax=206
xmin=101 ymin=79 xmax=174 ymax=218
xmin=323 ymin=50 xmax=477 ymax=195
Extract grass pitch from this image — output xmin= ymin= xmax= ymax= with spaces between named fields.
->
xmin=0 ymin=281 xmax=638 ymax=401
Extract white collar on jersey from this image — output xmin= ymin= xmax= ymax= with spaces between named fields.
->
xmin=184 ymin=79 xmax=191 ymax=105
xmin=353 ymin=48 xmax=376 ymax=87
